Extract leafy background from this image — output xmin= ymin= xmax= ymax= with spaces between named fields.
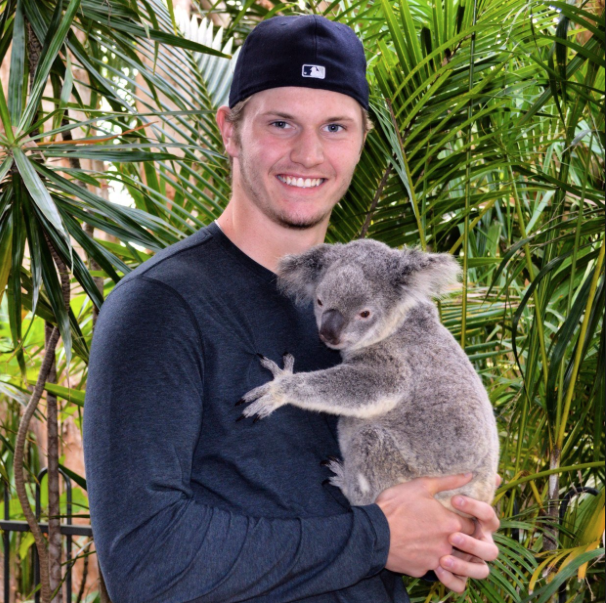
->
xmin=0 ymin=0 xmax=604 ymax=601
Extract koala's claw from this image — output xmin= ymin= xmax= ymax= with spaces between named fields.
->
xmin=235 ymin=398 xmax=246 ymax=407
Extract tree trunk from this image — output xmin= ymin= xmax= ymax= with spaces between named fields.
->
xmin=42 ymin=235 xmax=71 ymax=603
xmin=13 ymin=327 xmax=59 ymax=603
xmin=45 ymin=322 xmax=62 ymax=603
xmin=544 ymin=448 xmax=560 ymax=553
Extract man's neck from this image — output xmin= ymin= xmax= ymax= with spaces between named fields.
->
xmin=216 ymin=200 xmax=328 ymax=273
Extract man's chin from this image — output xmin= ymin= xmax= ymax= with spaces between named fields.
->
xmin=272 ymin=210 xmax=332 ymax=230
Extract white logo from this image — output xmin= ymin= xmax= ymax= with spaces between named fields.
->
xmin=302 ymin=64 xmax=326 ymax=79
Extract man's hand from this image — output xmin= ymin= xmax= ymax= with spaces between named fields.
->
xmin=375 ymin=473 xmax=500 ymax=594
xmin=375 ymin=474 xmax=477 ymax=577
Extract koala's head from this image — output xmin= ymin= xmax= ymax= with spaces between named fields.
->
xmin=277 ymin=239 xmax=460 ymax=351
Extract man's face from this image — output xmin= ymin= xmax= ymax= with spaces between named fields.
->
xmin=226 ymin=87 xmax=366 ymax=229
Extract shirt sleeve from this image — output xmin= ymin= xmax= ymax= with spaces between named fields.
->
xmin=83 ymin=275 xmax=390 ymax=603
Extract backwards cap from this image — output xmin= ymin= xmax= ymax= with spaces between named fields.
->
xmin=229 ymin=15 xmax=369 ymax=109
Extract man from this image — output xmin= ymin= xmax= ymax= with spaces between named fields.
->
xmin=83 ymin=15 xmax=499 ymax=603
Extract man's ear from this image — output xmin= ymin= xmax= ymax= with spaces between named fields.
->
xmin=397 ymin=249 xmax=461 ymax=298
xmin=277 ymin=244 xmax=338 ymax=304
xmin=216 ymin=105 xmax=239 ymax=159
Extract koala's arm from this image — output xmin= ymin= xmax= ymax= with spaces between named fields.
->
xmin=241 ymin=355 xmax=407 ymax=420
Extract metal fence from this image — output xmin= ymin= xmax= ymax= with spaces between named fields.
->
xmin=1 ymin=470 xmax=92 ymax=603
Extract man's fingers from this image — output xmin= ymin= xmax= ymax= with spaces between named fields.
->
xmin=441 ymin=555 xmax=490 ymax=580
xmin=434 ymin=566 xmax=468 ymax=594
xmin=424 ymin=473 xmax=474 ymax=496
xmin=451 ymin=496 xmax=500 ymax=533
xmin=449 ymin=532 xmax=499 ymax=562
xmin=450 ymin=548 xmax=475 ymax=563
xmin=495 ymin=473 xmax=503 ymax=487
xmin=459 ymin=516 xmax=476 ymax=536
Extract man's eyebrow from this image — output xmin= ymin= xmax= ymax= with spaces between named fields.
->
xmin=260 ymin=111 xmax=356 ymax=122
xmin=324 ymin=116 xmax=356 ymax=122
xmin=261 ymin=111 xmax=296 ymax=119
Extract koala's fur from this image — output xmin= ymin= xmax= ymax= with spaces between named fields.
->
xmin=240 ymin=239 xmax=499 ymax=511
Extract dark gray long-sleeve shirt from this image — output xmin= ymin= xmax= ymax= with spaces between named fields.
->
xmin=83 ymin=222 xmax=409 ymax=603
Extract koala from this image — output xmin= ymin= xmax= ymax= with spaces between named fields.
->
xmin=239 ymin=239 xmax=499 ymax=512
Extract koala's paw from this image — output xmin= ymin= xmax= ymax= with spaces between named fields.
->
xmin=236 ymin=354 xmax=295 ymax=422
xmin=239 ymin=383 xmax=286 ymax=421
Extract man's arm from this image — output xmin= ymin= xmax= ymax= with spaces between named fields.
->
xmin=83 ymin=276 xmax=390 ymax=603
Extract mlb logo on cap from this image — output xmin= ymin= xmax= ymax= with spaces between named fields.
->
xmin=302 ymin=64 xmax=326 ymax=79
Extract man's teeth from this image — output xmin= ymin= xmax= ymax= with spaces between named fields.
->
xmin=278 ymin=175 xmax=324 ymax=188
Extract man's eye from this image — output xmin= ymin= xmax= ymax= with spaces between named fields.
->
xmin=271 ymin=121 xmax=291 ymax=129
xmin=325 ymin=124 xmax=344 ymax=133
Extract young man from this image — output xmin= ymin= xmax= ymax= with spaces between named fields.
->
xmin=83 ymin=15 xmax=499 ymax=603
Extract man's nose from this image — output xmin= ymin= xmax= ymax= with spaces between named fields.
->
xmin=290 ymin=129 xmax=324 ymax=167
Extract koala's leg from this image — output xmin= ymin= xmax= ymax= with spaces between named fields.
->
xmin=332 ymin=425 xmax=417 ymax=506
xmin=241 ymin=361 xmax=403 ymax=421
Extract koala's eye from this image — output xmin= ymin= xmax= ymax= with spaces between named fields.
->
xmin=317 ymin=299 xmax=323 ymax=306
xmin=359 ymin=310 xmax=371 ymax=318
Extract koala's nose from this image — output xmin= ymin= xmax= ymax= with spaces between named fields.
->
xmin=320 ymin=309 xmax=345 ymax=345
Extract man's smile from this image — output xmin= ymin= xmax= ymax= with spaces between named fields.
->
xmin=276 ymin=174 xmax=327 ymax=189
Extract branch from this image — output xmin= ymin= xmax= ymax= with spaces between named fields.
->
xmin=358 ymin=163 xmax=393 ymax=239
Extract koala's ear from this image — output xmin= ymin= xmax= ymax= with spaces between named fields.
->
xmin=397 ymin=249 xmax=461 ymax=298
xmin=277 ymin=244 xmax=337 ymax=303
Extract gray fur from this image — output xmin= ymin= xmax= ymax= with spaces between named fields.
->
xmin=241 ymin=239 xmax=499 ymax=511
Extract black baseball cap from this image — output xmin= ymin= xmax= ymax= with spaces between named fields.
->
xmin=228 ymin=15 xmax=369 ymax=109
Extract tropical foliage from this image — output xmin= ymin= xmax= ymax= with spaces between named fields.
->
xmin=0 ymin=0 xmax=604 ymax=601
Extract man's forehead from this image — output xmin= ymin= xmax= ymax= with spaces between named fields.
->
xmin=247 ymin=87 xmax=363 ymax=122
